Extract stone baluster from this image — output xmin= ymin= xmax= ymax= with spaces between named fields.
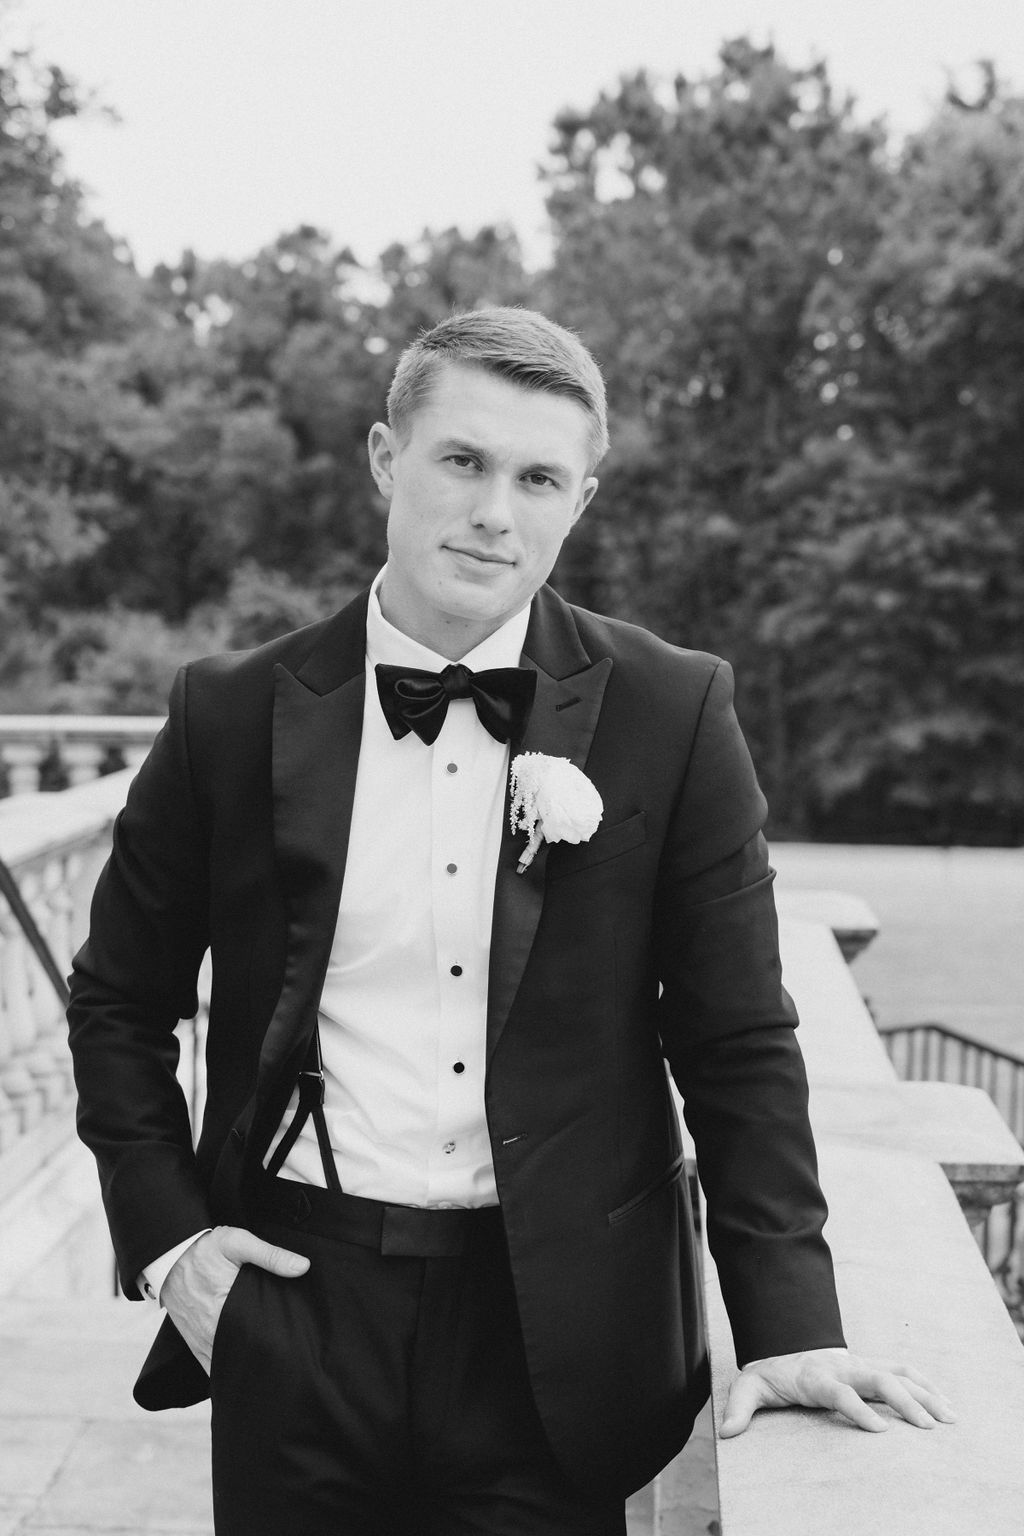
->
xmin=0 ymin=909 xmax=23 ymax=1152
xmin=0 ymin=902 xmax=37 ymax=1060
xmin=0 ymin=740 xmax=47 ymax=795
xmin=22 ymin=858 xmax=74 ymax=1109
xmin=47 ymin=851 xmax=77 ymax=980
xmin=0 ymin=1083 xmax=18 ymax=1152
xmin=0 ymin=718 xmax=165 ymax=800
xmin=65 ymin=848 xmax=101 ymax=947
xmin=60 ymin=740 xmax=107 ymax=787
xmin=0 ymin=772 xmax=140 ymax=1157
xmin=18 ymin=869 xmax=51 ymax=1041
xmin=0 ymin=903 xmax=45 ymax=1132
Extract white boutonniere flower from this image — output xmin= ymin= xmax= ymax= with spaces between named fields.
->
xmin=509 ymin=753 xmax=603 ymax=874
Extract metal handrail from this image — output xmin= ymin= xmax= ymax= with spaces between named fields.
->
xmin=0 ymin=852 xmax=70 ymax=1009
xmin=877 ymin=1021 xmax=1024 ymax=1147
xmin=877 ymin=1020 xmax=1024 ymax=1069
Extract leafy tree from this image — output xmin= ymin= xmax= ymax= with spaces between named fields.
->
xmin=1 ymin=27 xmax=1021 ymax=841
xmin=375 ymin=223 xmax=533 ymax=340
xmin=0 ymin=49 xmax=138 ymax=352
xmin=544 ymin=42 xmax=892 ymax=648
xmin=755 ymin=90 xmax=1024 ymax=840
xmin=0 ymin=44 xmax=146 ymax=699
xmin=544 ymin=41 xmax=1023 ymax=841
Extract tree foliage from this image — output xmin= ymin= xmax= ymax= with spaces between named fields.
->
xmin=543 ymin=40 xmax=1024 ymax=842
xmin=0 ymin=34 xmax=1021 ymax=843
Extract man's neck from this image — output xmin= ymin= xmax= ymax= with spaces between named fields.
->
xmin=376 ymin=578 xmax=523 ymax=662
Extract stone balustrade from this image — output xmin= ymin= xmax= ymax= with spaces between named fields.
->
xmin=0 ymin=771 xmax=135 ymax=1164
xmin=0 ymin=716 xmax=164 ymax=797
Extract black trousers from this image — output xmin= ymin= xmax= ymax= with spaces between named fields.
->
xmin=209 ymin=1179 xmax=626 ymax=1536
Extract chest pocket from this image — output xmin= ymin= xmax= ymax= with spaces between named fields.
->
xmin=546 ymin=811 xmax=646 ymax=879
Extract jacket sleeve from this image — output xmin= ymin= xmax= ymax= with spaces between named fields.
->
xmin=67 ymin=665 xmax=214 ymax=1296
xmin=654 ymin=660 xmax=846 ymax=1364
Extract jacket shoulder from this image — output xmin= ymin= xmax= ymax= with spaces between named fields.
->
xmin=556 ymin=595 xmax=765 ymax=867
xmin=153 ymin=592 xmax=368 ymax=803
xmin=178 ymin=588 xmax=368 ymax=715
xmin=563 ymin=597 xmax=729 ymax=702
xmin=185 ymin=609 xmax=345 ymax=689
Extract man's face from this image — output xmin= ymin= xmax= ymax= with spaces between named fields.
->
xmin=367 ymin=362 xmax=598 ymax=658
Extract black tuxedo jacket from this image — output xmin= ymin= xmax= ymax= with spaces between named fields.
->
xmin=68 ymin=583 xmax=843 ymax=1498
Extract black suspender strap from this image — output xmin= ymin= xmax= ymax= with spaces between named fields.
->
xmin=264 ymin=1024 xmax=342 ymax=1193
xmin=0 ymin=840 xmax=346 ymax=1195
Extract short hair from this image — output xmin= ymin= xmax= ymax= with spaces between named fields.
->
xmin=387 ymin=307 xmax=609 ymax=470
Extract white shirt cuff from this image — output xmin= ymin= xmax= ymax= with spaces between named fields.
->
xmin=139 ymin=1230 xmax=211 ymax=1304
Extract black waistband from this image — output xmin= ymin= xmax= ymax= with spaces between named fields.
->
xmin=253 ymin=1176 xmax=504 ymax=1258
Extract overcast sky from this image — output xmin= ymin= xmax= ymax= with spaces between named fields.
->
xmin=6 ymin=0 xmax=1024 ymax=273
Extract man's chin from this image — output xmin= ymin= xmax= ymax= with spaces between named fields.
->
xmin=434 ymin=583 xmax=527 ymax=643
xmin=443 ymin=570 xmax=520 ymax=614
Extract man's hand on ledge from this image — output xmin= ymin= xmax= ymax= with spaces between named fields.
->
xmin=719 ymin=1348 xmax=956 ymax=1436
xmin=161 ymin=1226 xmax=310 ymax=1374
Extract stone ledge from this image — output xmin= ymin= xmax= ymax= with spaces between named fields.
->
xmin=0 ymin=716 xmax=163 ymax=738
xmin=811 ymin=1080 xmax=1024 ymax=1213
xmin=705 ymin=1142 xmax=1024 ymax=1536
xmin=0 ymin=769 xmax=133 ymax=866
xmin=775 ymin=887 xmax=879 ymax=960
xmin=779 ymin=914 xmax=1024 ymax=1217
xmin=680 ymin=910 xmax=1024 ymax=1536
xmin=778 ymin=917 xmax=898 ymax=1086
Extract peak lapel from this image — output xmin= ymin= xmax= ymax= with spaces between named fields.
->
xmin=486 ymin=588 xmax=612 ymax=1062
xmin=256 ymin=595 xmax=369 ymax=1096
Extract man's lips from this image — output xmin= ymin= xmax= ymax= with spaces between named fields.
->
xmin=446 ymin=546 xmax=514 ymax=566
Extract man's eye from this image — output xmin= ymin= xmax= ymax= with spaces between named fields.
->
xmin=448 ymin=454 xmax=477 ymax=469
xmin=525 ymin=472 xmax=555 ymax=488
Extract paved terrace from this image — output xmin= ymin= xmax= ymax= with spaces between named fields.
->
xmin=1 ymin=752 xmax=1023 ymax=1534
xmin=0 ymin=1296 xmax=211 ymax=1536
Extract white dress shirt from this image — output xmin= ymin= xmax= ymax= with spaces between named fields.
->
xmin=268 ymin=570 xmax=530 ymax=1205
xmin=142 ymin=571 xmax=530 ymax=1300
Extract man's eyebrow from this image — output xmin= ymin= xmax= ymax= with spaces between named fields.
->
xmin=436 ymin=437 xmax=488 ymax=458
xmin=526 ymin=459 xmax=574 ymax=481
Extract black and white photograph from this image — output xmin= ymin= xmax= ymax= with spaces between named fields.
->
xmin=0 ymin=3 xmax=1022 ymax=1533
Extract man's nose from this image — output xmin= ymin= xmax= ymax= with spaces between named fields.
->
xmin=471 ymin=477 xmax=515 ymax=533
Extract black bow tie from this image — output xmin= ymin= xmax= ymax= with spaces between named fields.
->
xmin=375 ymin=662 xmax=537 ymax=746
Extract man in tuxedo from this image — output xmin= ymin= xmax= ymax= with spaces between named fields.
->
xmin=68 ymin=308 xmax=951 ymax=1535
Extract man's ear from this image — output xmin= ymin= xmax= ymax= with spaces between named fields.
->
xmin=367 ymin=422 xmax=397 ymax=502
xmin=570 ymin=476 xmax=599 ymax=528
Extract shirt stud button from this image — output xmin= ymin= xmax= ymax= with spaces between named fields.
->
xmin=450 ymin=964 xmax=463 ymax=976
xmin=446 ymin=762 xmax=458 ymax=774
xmin=443 ymin=1140 xmax=456 ymax=1154
xmin=453 ymin=1061 xmax=465 ymax=1074
xmin=446 ymin=862 xmax=457 ymax=874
